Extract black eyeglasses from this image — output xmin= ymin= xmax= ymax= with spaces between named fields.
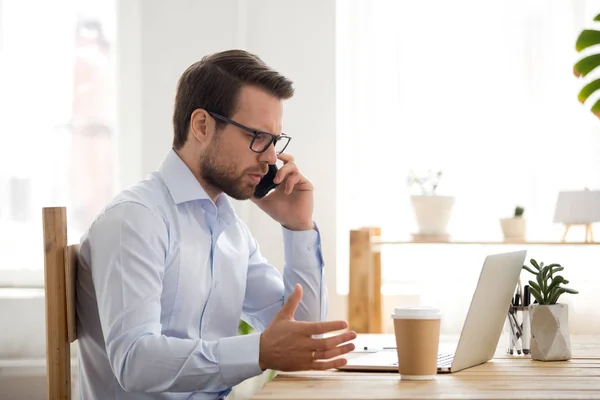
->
xmin=207 ymin=111 xmax=291 ymax=155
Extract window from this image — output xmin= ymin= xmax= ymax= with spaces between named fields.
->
xmin=337 ymin=0 xmax=600 ymax=333
xmin=0 ymin=0 xmax=116 ymax=286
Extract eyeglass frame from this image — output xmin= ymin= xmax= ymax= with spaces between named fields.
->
xmin=207 ymin=111 xmax=292 ymax=155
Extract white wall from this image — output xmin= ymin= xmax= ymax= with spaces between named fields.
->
xmin=116 ymin=0 xmax=242 ymax=190
xmin=117 ymin=0 xmax=344 ymax=321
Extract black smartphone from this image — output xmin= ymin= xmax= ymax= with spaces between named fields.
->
xmin=253 ymin=164 xmax=279 ymax=199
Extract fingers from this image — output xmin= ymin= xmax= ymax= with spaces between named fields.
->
xmin=277 ymin=153 xmax=295 ymax=163
xmin=277 ymin=284 xmax=303 ymax=320
xmin=273 ymin=153 xmax=298 ymax=185
xmin=313 ymin=342 xmax=355 ymax=361
xmin=273 ymin=161 xmax=298 ymax=185
xmin=271 ymin=154 xmax=312 ymax=195
xmin=298 ymin=320 xmax=349 ymax=335
xmin=310 ymin=357 xmax=349 ymax=371
xmin=284 ymin=173 xmax=302 ymax=194
xmin=311 ymin=330 xmax=357 ymax=351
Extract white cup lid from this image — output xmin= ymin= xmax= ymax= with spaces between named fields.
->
xmin=392 ymin=306 xmax=441 ymax=320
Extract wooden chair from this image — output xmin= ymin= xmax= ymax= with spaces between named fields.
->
xmin=42 ymin=207 xmax=79 ymax=399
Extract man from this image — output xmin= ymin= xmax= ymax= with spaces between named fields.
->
xmin=76 ymin=49 xmax=356 ymax=399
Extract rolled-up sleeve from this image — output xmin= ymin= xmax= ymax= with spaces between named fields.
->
xmin=87 ymin=202 xmax=263 ymax=393
xmin=241 ymin=222 xmax=327 ymax=331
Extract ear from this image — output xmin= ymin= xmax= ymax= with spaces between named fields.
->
xmin=189 ymin=109 xmax=213 ymax=145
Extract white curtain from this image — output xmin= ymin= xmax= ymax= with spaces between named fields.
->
xmin=337 ymin=0 xmax=600 ymax=334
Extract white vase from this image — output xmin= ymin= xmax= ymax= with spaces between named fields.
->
xmin=500 ymin=217 xmax=526 ymax=241
xmin=410 ymin=195 xmax=454 ymax=236
xmin=529 ymin=304 xmax=571 ymax=361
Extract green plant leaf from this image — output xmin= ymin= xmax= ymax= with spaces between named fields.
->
xmin=238 ymin=320 xmax=254 ymax=335
xmin=577 ymin=78 xmax=600 ymax=103
xmin=530 ymin=259 xmax=541 ymax=271
xmin=595 ymin=13 xmax=600 ymax=21
xmin=536 ymin=270 xmax=545 ymax=296
xmin=548 ymin=287 xmax=579 ymax=304
xmin=541 ymin=265 xmax=551 ymax=292
xmin=547 ymin=275 xmax=565 ymax=294
xmin=523 ymin=265 xmax=537 ymax=275
xmin=590 ymin=98 xmax=600 ymax=118
xmin=548 ymin=264 xmax=562 ymax=276
xmin=547 ymin=287 xmax=558 ymax=304
xmin=548 ymin=288 xmax=566 ymax=304
xmin=551 ymin=265 xmax=564 ymax=274
xmin=576 ymin=29 xmax=600 ymax=52
xmin=529 ymin=285 xmax=545 ymax=305
xmin=528 ymin=280 xmax=541 ymax=293
xmin=574 ymin=54 xmax=600 ymax=77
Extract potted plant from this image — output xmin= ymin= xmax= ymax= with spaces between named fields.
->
xmin=522 ymin=258 xmax=579 ymax=361
xmin=406 ymin=169 xmax=454 ymax=239
xmin=574 ymin=13 xmax=600 ymax=118
xmin=500 ymin=205 xmax=526 ymax=242
xmin=238 ymin=320 xmax=253 ymax=335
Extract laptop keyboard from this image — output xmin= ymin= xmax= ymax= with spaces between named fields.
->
xmin=390 ymin=352 xmax=454 ymax=368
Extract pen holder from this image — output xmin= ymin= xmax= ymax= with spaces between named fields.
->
xmin=506 ymin=305 xmax=531 ymax=356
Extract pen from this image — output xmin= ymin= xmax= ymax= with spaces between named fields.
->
xmin=507 ymin=297 xmax=515 ymax=355
xmin=506 ymin=316 xmax=514 ymax=355
xmin=510 ymin=311 xmax=522 ymax=355
xmin=522 ymin=285 xmax=531 ymax=355
xmin=508 ymin=308 xmax=521 ymax=355
xmin=509 ymin=294 xmax=522 ymax=355
xmin=361 ymin=346 xmax=395 ymax=352
xmin=514 ymin=284 xmax=521 ymax=310
xmin=508 ymin=312 xmax=517 ymax=355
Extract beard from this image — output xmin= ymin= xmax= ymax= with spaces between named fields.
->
xmin=200 ymin=140 xmax=265 ymax=200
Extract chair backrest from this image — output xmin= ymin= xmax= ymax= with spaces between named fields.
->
xmin=42 ymin=207 xmax=78 ymax=400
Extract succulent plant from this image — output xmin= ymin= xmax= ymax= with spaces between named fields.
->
xmin=522 ymin=258 xmax=578 ymax=305
xmin=406 ymin=169 xmax=443 ymax=195
xmin=514 ymin=206 xmax=525 ymax=218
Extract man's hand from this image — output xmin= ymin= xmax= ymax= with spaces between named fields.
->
xmin=252 ymin=154 xmax=314 ymax=231
xmin=258 ymin=284 xmax=357 ymax=371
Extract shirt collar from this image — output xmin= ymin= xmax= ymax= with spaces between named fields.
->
xmin=158 ymin=149 xmax=237 ymax=224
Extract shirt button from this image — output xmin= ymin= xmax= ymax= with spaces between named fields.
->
xmin=307 ymin=245 xmax=312 ymax=251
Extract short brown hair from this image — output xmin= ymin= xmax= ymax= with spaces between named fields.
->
xmin=172 ymin=49 xmax=294 ymax=149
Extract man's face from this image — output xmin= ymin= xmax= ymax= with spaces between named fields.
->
xmin=200 ymin=85 xmax=282 ymax=200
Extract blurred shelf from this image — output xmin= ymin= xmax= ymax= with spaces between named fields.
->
xmin=373 ymin=238 xmax=600 ymax=246
xmin=348 ymin=226 xmax=600 ymax=334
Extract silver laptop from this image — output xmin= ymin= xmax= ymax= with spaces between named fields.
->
xmin=338 ymin=250 xmax=527 ymax=374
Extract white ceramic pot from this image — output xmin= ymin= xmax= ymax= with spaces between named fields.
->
xmin=410 ymin=195 xmax=454 ymax=236
xmin=500 ymin=217 xmax=526 ymax=241
xmin=529 ymin=304 xmax=571 ymax=361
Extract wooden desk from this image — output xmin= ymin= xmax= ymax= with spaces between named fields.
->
xmin=251 ymin=335 xmax=600 ymax=400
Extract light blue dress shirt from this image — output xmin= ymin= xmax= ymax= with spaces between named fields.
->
xmin=76 ymin=149 xmax=327 ymax=399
